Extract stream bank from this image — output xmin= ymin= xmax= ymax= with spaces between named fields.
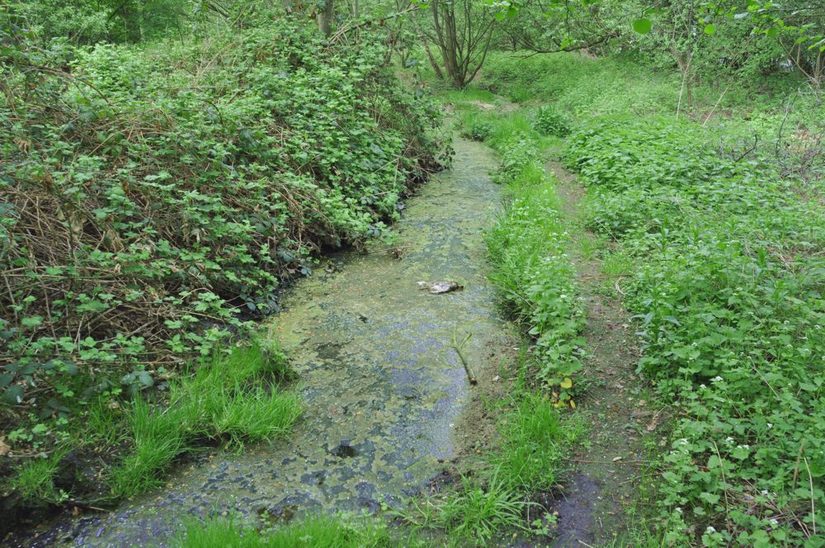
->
xmin=23 ymin=139 xmax=514 ymax=547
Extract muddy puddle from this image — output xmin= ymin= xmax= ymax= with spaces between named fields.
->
xmin=33 ymin=139 xmax=511 ymax=546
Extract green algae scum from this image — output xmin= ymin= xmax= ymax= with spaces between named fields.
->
xmin=36 ymin=140 xmax=510 ymax=546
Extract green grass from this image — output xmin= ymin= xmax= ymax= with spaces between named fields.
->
xmin=495 ymin=392 xmax=582 ymax=492
xmin=178 ymin=515 xmax=392 ymax=548
xmin=109 ymin=398 xmax=186 ymax=498
xmin=8 ymin=451 xmax=67 ymax=504
xmin=403 ymin=472 xmax=535 ymax=545
xmin=482 ymin=52 xmax=681 ymax=115
xmin=437 ymin=86 xmax=500 ymax=105
xmin=483 ymin=122 xmax=584 ymax=399
xmin=109 ymin=341 xmax=301 ymax=500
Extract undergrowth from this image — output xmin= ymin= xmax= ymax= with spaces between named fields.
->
xmin=479 ymin=51 xmax=825 ymax=546
xmin=567 ymin=116 xmax=824 ymax=545
xmin=1 ymin=14 xmax=447 ymax=523
xmin=483 ymin=118 xmax=584 ymax=406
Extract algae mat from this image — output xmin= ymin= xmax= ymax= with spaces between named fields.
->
xmin=37 ymin=139 xmax=508 ymax=546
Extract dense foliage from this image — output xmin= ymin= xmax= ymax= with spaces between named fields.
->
xmin=4 ymin=0 xmax=825 ymax=542
xmin=568 ymin=117 xmax=824 ymax=544
xmin=486 ymin=127 xmax=584 ymax=403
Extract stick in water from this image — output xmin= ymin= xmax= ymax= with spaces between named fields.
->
xmin=451 ymin=330 xmax=477 ymax=385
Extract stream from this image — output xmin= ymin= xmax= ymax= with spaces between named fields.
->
xmin=35 ymin=139 xmax=512 ymax=546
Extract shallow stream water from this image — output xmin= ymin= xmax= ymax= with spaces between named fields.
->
xmin=35 ymin=139 xmax=511 ymax=546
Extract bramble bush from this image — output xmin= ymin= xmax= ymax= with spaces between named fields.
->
xmin=0 ymin=17 xmax=446 ymax=490
xmin=567 ymin=117 xmax=825 ymax=545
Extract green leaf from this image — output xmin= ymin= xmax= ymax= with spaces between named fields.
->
xmin=704 ymin=24 xmax=716 ymax=35
xmin=633 ymin=18 xmax=652 ymax=35
xmin=2 ymin=385 xmax=24 ymax=405
xmin=21 ymin=316 xmax=43 ymax=329
xmin=137 ymin=371 xmax=154 ymax=387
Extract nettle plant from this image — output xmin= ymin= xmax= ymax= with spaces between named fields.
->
xmin=531 ymin=106 xmax=570 ymax=137
xmin=488 ymin=133 xmax=584 ymax=406
xmin=567 ymin=117 xmax=825 ymax=545
xmin=0 ymin=21 xmax=446 ymax=448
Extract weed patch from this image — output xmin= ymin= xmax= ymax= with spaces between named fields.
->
xmin=567 ymin=116 xmax=825 ymax=545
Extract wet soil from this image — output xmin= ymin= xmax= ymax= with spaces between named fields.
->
xmin=25 ymin=140 xmax=516 ymax=547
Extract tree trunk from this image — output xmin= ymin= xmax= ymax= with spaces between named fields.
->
xmin=317 ymin=0 xmax=334 ymax=36
xmin=120 ymin=0 xmax=142 ymax=43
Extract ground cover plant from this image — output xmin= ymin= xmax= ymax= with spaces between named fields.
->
xmin=478 ymin=47 xmax=825 ymax=545
xmin=178 ymin=514 xmax=394 ymax=548
xmin=566 ymin=113 xmax=825 ymax=545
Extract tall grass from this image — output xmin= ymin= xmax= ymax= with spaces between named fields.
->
xmin=109 ymin=341 xmax=301 ymax=499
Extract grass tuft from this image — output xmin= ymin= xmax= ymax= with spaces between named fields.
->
xmin=403 ymin=472 xmax=534 ymax=545
xmin=8 ymin=451 xmax=66 ymax=504
xmin=495 ymin=392 xmax=582 ymax=492
xmin=108 ymin=341 xmax=300 ymax=500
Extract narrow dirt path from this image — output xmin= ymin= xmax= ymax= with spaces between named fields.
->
xmin=546 ymin=160 xmax=654 ymax=547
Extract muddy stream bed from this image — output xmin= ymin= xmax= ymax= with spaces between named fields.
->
xmin=33 ymin=139 xmax=517 ymax=546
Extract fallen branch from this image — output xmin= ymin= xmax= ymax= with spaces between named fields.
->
xmin=451 ymin=330 xmax=477 ymax=385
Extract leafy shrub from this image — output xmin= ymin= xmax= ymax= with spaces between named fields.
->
xmin=567 ymin=117 xmax=825 ymax=546
xmin=532 ymin=106 xmax=570 ymax=137
xmin=463 ymin=119 xmax=494 ymax=142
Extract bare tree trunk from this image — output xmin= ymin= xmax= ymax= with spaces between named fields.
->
xmin=317 ymin=0 xmax=334 ymax=36
xmin=423 ymin=0 xmax=494 ymax=87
